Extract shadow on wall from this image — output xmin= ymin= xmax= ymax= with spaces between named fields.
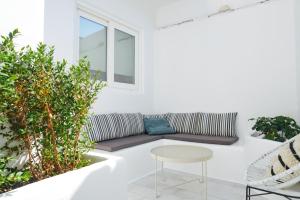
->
xmin=71 ymin=155 xmax=128 ymax=200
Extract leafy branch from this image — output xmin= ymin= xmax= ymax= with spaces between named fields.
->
xmin=249 ymin=116 xmax=300 ymax=142
xmin=0 ymin=29 xmax=105 ymax=191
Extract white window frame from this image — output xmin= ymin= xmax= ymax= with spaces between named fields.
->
xmin=76 ymin=2 xmax=143 ymax=91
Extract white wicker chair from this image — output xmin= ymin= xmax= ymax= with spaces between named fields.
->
xmin=246 ymin=136 xmax=300 ymax=199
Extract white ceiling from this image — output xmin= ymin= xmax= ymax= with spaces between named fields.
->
xmin=152 ymin=0 xmax=264 ymax=9
xmin=151 ymin=0 xmax=181 ymax=8
xmin=143 ymin=0 xmax=269 ymax=17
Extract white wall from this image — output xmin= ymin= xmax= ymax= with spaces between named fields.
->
xmin=96 ymin=137 xmax=280 ymax=185
xmin=0 ymin=0 xmax=44 ymax=47
xmin=0 ymin=0 xmax=45 ymax=146
xmin=1 ymin=0 xmax=300 ymax=141
xmin=295 ymin=0 xmax=300 ymax=120
xmin=44 ymin=0 xmax=156 ymax=114
xmin=154 ymin=0 xmax=299 ymax=142
xmin=1 ymin=153 xmax=128 ymax=200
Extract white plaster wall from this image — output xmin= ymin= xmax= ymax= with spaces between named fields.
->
xmin=44 ymin=0 xmax=156 ymax=114
xmin=95 ymin=140 xmax=165 ymax=184
xmin=0 ymin=153 xmax=128 ymax=200
xmin=163 ymin=140 xmax=246 ymax=184
xmin=97 ymin=138 xmax=279 ymax=185
xmin=154 ymin=0 xmax=299 ymax=143
xmin=0 ymin=0 xmax=44 ymax=47
xmin=295 ymin=0 xmax=300 ymax=121
xmin=0 ymin=0 xmax=45 ymax=148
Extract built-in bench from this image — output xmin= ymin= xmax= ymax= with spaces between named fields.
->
xmin=85 ymin=112 xmax=239 ymax=152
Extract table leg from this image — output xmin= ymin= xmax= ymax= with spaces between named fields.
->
xmin=155 ymin=156 xmax=158 ymax=199
xmin=199 ymin=161 xmax=204 ymax=183
xmin=162 ymin=161 xmax=165 ymax=181
xmin=204 ymin=161 xmax=207 ymax=200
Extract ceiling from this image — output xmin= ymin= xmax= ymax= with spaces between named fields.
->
xmin=151 ymin=0 xmax=181 ymax=8
xmin=151 ymin=0 xmax=264 ymax=9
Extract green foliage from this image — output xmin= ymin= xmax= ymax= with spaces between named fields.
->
xmin=249 ymin=116 xmax=300 ymax=142
xmin=0 ymin=158 xmax=31 ymax=193
xmin=0 ymin=29 xmax=19 ymax=125
xmin=0 ymin=29 xmax=105 ymax=191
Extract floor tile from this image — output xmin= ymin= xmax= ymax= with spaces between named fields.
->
xmin=128 ymin=169 xmax=267 ymax=200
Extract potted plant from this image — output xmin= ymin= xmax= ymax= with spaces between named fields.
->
xmin=0 ymin=29 xmax=106 ymax=194
xmin=249 ymin=116 xmax=300 ymax=142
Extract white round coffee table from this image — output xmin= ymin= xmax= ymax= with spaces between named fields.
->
xmin=151 ymin=145 xmax=213 ymax=199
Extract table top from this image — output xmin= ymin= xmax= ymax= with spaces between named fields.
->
xmin=151 ymin=145 xmax=213 ymax=163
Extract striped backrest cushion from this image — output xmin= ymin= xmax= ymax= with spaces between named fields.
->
xmin=166 ymin=113 xmax=199 ymax=134
xmin=85 ymin=114 xmax=119 ymax=142
xmin=199 ymin=112 xmax=237 ymax=137
xmin=85 ymin=113 xmax=144 ymax=142
xmin=143 ymin=114 xmax=167 ymax=119
xmin=115 ymin=113 xmax=144 ymax=137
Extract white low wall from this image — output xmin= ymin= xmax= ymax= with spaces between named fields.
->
xmin=162 ymin=139 xmax=246 ymax=184
xmin=163 ymin=137 xmax=283 ymax=185
xmin=0 ymin=137 xmax=291 ymax=200
xmin=96 ymin=137 xmax=284 ymax=186
xmin=245 ymin=136 xmax=281 ymax=166
xmin=97 ymin=139 xmax=246 ymax=184
xmin=0 ymin=152 xmax=127 ymax=200
xmin=95 ymin=140 xmax=164 ymax=183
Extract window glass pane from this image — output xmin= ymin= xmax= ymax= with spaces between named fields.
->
xmin=114 ymin=29 xmax=135 ymax=84
xmin=79 ymin=16 xmax=107 ymax=81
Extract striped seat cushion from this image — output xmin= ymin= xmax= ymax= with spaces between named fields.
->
xmin=198 ymin=112 xmax=237 ymax=137
xmin=166 ymin=113 xmax=199 ymax=134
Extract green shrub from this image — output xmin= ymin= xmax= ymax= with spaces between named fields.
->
xmin=249 ymin=116 xmax=300 ymax=142
xmin=0 ymin=29 xmax=105 ymax=189
xmin=0 ymin=157 xmax=31 ymax=193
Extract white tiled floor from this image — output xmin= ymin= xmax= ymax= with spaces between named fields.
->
xmin=128 ymin=169 xmax=267 ymax=200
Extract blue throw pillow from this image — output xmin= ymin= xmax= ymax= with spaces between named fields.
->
xmin=143 ymin=118 xmax=175 ymax=135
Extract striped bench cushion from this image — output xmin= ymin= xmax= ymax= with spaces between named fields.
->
xmin=85 ymin=113 xmax=144 ymax=142
xmin=198 ymin=112 xmax=238 ymax=137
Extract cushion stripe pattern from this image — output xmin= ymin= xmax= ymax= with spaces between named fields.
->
xmin=115 ymin=113 xmax=144 ymax=137
xmin=270 ymin=136 xmax=300 ymax=177
xmin=143 ymin=114 xmax=167 ymax=119
xmin=85 ymin=114 xmax=119 ymax=142
xmin=85 ymin=113 xmax=144 ymax=142
xmin=198 ymin=112 xmax=237 ymax=137
xmin=290 ymin=141 xmax=300 ymax=162
xmin=166 ymin=113 xmax=199 ymax=134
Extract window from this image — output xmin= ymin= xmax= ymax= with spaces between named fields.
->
xmin=79 ymin=17 xmax=107 ymax=81
xmin=78 ymin=8 xmax=141 ymax=89
xmin=114 ymin=29 xmax=135 ymax=84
